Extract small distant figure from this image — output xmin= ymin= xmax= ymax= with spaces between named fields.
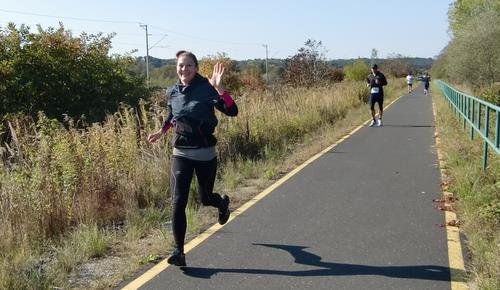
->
xmin=366 ymin=64 xmax=388 ymax=127
xmin=406 ymin=72 xmax=415 ymax=93
xmin=422 ymin=73 xmax=431 ymax=95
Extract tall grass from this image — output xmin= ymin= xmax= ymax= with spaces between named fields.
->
xmin=433 ymin=85 xmax=499 ymax=290
xmin=0 ymin=79 xmax=404 ymax=288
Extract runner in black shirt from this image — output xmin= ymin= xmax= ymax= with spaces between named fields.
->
xmin=366 ymin=64 xmax=388 ymax=127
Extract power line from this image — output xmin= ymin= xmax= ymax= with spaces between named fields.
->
xmin=148 ymin=25 xmax=261 ymax=46
xmin=0 ymin=8 xmax=140 ymax=25
xmin=0 ymin=8 xmax=251 ymax=45
xmin=0 ymin=8 xmax=264 ymax=48
xmin=150 ymin=34 xmax=168 ymax=50
xmin=112 ymin=41 xmax=142 ymax=47
xmin=0 ymin=8 xmax=273 ymax=58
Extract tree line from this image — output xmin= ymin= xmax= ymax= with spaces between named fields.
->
xmin=431 ymin=0 xmax=500 ymax=104
xmin=138 ymin=48 xmax=433 ymax=89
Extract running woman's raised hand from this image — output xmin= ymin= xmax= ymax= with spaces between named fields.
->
xmin=208 ymin=62 xmax=226 ymax=94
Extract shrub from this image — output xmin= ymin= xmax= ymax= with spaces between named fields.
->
xmin=478 ymin=83 xmax=500 ymax=106
xmin=344 ymin=59 xmax=369 ymax=81
xmin=0 ymin=23 xmax=149 ymax=123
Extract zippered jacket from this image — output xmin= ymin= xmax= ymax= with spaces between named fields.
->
xmin=163 ymin=74 xmax=238 ymax=148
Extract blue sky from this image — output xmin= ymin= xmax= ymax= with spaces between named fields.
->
xmin=0 ymin=0 xmax=453 ymax=60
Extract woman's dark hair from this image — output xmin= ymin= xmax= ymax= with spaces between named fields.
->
xmin=176 ymin=50 xmax=198 ymax=67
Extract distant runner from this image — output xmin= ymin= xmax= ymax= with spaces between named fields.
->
xmin=422 ymin=73 xmax=431 ymax=95
xmin=148 ymin=51 xmax=238 ymax=266
xmin=367 ymin=64 xmax=388 ymax=127
xmin=406 ymin=72 xmax=415 ymax=93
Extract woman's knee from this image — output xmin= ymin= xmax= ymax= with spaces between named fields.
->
xmin=172 ymin=191 xmax=189 ymax=209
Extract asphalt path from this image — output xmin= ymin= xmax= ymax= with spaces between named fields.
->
xmin=134 ymin=84 xmax=452 ymax=290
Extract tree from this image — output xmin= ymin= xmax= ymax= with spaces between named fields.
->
xmin=430 ymin=47 xmax=450 ymax=80
xmin=446 ymin=10 xmax=500 ymax=87
xmin=0 ymin=23 xmax=149 ymax=123
xmin=434 ymin=1 xmax=500 ymax=88
xmin=448 ymin=0 xmax=500 ymax=36
xmin=283 ymin=39 xmax=334 ymax=87
xmin=383 ymin=54 xmax=413 ymax=77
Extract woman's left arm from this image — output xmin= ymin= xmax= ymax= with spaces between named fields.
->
xmin=209 ymin=63 xmax=238 ymax=116
xmin=215 ymin=90 xmax=238 ymax=116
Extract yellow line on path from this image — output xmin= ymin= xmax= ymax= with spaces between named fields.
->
xmin=122 ymin=94 xmax=404 ymax=289
xmin=445 ymin=210 xmax=468 ymax=290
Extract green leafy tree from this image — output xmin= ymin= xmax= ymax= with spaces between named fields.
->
xmin=430 ymin=47 xmax=450 ymax=80
xmin=344 ymin=59 xmax=369 ymax=81
xmin=434 ymin=1 xmax=500 ymax=90
xmin=446 ymin=10 xmax=500 ymax=87
xmin=448 ymin=0 xmax=500 ymax=36
xmin=0 ymin=23 xmax=149 ymax=123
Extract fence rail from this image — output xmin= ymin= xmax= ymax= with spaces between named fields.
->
xmin=436 ymin=80 xmax=500 ymax=169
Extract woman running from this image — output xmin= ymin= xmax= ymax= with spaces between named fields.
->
xmin=148 ymin=50 xmax=238 ymax=266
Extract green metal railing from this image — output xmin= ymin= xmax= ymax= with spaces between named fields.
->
xmin=436 ymin=80 xmax=500 ymax=169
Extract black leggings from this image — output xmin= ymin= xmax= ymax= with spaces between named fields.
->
xmin=170 ymin=155 xmax=224 ymax=252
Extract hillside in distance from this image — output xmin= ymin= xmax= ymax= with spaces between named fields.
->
xmin=137 ymin=56 xmax=433 ymax=71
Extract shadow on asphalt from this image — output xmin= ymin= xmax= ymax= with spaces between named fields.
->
xmin=378 ymin=125 xmax=435 ymax=128
xmin=180 ymin=243 xmax=453 ymax=282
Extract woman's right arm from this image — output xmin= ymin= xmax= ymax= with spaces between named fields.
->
xmin=147 ymin=105 xmax=173 ymax=143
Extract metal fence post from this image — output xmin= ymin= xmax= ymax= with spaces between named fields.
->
xmin=478 ymin=104 xmax=482 ymax=131
xmin=471 ymin=100 xmax=475 ymax=140
xmin=483 ymin=107 xmax=489 ymax=169
xmin=496 ymin=111 xmax=500 ymax=149
xmin=463 ymin=94 xmax=466 ymax=130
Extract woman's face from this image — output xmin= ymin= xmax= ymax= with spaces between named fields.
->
xmin=176 ymin=55 xmax=198 ymax=85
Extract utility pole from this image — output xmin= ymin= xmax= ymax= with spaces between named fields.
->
xmin=140 ymin=24 xmax=150 ymax=88
xmin=263 ymin=44 xmax=269 ymax=84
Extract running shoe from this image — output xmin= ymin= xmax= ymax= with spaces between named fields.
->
xmin=167 ymin=248 xmax=186 ymax=266
xmin=369 ymin=119 xmax=376 ymax=127
xmin=218 ymin=195 xmax=230 ymax=225
xmin=377 ymin=118 xmax=383 ymax=127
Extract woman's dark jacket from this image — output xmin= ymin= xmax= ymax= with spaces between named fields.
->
xmin=163 ymin=74 xmax=238 ymax=148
